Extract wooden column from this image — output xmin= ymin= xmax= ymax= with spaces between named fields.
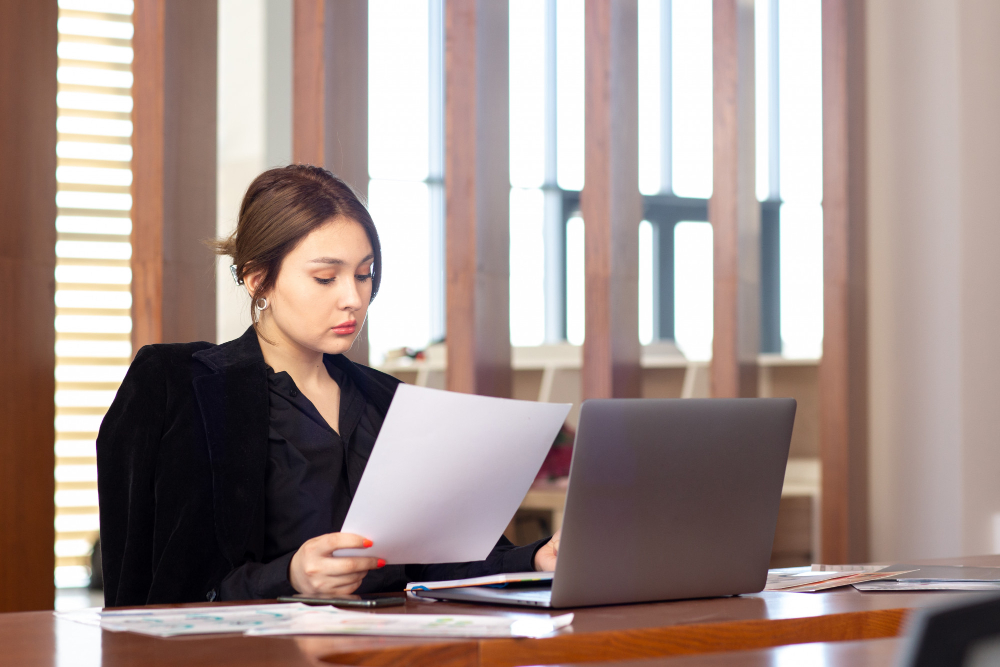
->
xmin=710 ymin=0 xmax=759 ymax=398
xmin=581 ymin=0 xmax=642 ymax=400
xmin=444 ymin=0 xmax=511 ymax=397
xmin=820 ymin=0 xmax=868 ymax=563
xmin=132 ymin=0 xmax=217 ymax=349
xmin=0 ymin=0 xmax=56 ymax=612
xmin=292 ymin=0 xmax=370 ymax=365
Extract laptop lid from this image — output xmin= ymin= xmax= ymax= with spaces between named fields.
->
xmin=549 ymin=397 xmax=795 ymax=608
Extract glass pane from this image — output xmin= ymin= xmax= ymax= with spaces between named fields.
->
xmin=778 ymin=0 xmax=822 ymax=205
xmin=510 ymin=0 xmax=546 ymax=189
xmin=755 ymin=0 xmax=772 ymax=201
xmin=366 ymin=179 xmax=432 ymax=363
xmin=638 ymin=220 xmax=655 ymax=344
xmin=672 ymin=0 xmax=712 ymax=199
xmin=674 ymin=221 xmax=713 ymax=360
xmin=779 ymin=203 xmax=823 ymax=358
xmin=556 ymin=0 xmax=584 ymax=191
xmin=638 ymin=0 xmax=661 ymax=195
xmin=510 ymin=188 xmax=547 ymax=346
xmin=369 ymin=0 xmax=430 ymax=181
xmin=565 ymin=216 xmax=585 ymax=345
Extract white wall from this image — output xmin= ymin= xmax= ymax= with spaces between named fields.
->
xmin=868 ymin=0 xmax=1000 ymax=560
xmin=216 ymin=0 xmax=293 ymax=343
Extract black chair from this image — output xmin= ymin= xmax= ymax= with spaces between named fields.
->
xmin=898 ymin=594 xmax=1000 ymax=666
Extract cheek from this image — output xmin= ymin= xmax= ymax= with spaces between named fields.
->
xmin=273 ymin=281 xmax=323 ymax=323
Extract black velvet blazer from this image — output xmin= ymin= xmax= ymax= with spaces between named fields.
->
xmin=96 ymin=327 xmax=406 ymax=607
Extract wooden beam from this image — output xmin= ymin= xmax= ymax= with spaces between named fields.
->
xmin=581 ymin=0 xmax=642 ymax=400
xmin=710 ymin=0 xmax=759 ymax=398
xmin=0 ymin=0 xmax=56 ymax=612
xmin=132 ymin=0 xmax=217 ymax=349
xmin=444 ymin=0 xmax=511 ymax=397
xmin=292 ymin=0 xmax=370 ymax=365
xmin=820 ymin=0 xmax=868 ymax=563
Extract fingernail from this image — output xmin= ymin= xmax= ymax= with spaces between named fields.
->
xmin=362 ymin=539 xmax=373 ymax=548
xmin=377 ymin=559 xmax=386 ymax=568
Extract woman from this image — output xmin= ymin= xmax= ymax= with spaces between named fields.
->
xmin=97 ymin=165 xmax=558 ymax=606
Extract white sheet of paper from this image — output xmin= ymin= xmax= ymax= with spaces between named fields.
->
xmin=78 ymin=604 xmax=314 ymax=637
xmin=245 ymin=608 xmax=575 ymax=639
xmin=338 ymin=384 xmax=570 ymax=563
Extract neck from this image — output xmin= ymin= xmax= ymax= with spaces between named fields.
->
xmin=255 ymin=318 xmax=328 ymax=385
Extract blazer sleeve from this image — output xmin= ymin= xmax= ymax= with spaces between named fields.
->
xmin=218 ymin=553 xmax=297 ymax=601
xmin=97 ymin=345 xmax=168 ymax=607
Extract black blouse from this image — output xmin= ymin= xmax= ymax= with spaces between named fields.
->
xmin=218 ymin=355 xmax=548 ymax=599
xmin=263 ymin=359 xmax=378 ymax=563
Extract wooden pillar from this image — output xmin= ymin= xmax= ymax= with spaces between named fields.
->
xmin=820 ymin=0 xmax=868 ymax=563
xmin=0 ymin=0 xmax=56 ymax=612
xmin=710 ymin=0 xmax=759 ymax=398
xmin=292 ymin=0 xmax=370 ymax=365
xmin=132 ymin=0 xmax=218 ymax=349
xmin=581 ymin=0 xmax=642 ymax=400
xmin=444 ymin=0 xmax=511 ymax=397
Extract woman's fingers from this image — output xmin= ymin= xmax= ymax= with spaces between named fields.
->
xmin=533 ymin=530 xmax=562 ymax=572
xmin=290 ymin=532 xmax=381 ymax=596
xmin=313 ymin=532 xmax=373 ymax=555
xmin=313 ymin=571 xmax=367 ymax=596
xmin=313 ymin=555 xmax=381 ymax=577
xmin=312 ymin=567 xmax=368 ymax=595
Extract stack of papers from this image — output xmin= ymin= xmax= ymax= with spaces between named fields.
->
xmin=246 ymin=609 xmax=574 ymax=638
xmin=405 ymin=572 xmax=554 ymax=592
xmin=765 ymin=568 xmax=908 ymax=592
xmin=56 ymin=604 xmax=574 ymax=639
xmin=853 ymin=564 xmax=1000 ymax=592
xmin=57 ymin=604 xmax=315 ymax=637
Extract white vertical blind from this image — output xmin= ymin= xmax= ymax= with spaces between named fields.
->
xmin=54 ymin=0 xmax=134 ymax=588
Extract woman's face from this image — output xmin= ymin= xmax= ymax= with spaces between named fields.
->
xmin=253 ymin=216 xmax=374 ymax=356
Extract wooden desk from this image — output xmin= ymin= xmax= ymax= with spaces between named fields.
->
xmin=551 ymin=638 xmax=904 ymax=666
xmin=0 ymin=585 xmax=985 ymax=667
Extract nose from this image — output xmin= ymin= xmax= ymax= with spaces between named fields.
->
xmin=339 ymin=276 xmax=364 ymax=312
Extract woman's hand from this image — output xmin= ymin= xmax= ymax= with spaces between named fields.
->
xmin=289 ymin=532 xmax=383 ymax=596
xmin=533 ymin=530 xmax=561 ymax=572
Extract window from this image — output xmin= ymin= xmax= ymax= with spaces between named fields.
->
xmin=510 ymin=0 xmax=823 ymax=359
xmin=54 ymin=0 xmax=134 ymax=589
xmin=366 ymin=0 xmax=445 ymax=365
xmin=369 ymin=0 xmax=823 ymax=361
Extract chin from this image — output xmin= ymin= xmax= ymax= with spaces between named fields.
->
xmin=314 ymin=334 xmax=357 ymax=356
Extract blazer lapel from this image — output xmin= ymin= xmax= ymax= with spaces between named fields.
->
xmin=192 ymin=328 xmax=269 ymax=566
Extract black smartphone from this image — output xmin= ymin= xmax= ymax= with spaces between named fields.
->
xmin=277 ymin=594 xmax=406 ymax=608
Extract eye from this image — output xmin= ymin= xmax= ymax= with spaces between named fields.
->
xmin=356 ymin=273 xmax=372 ymax=282
xmin=315 ymin=277 xmax=334 ymax=285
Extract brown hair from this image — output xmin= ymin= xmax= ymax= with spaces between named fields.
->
xmin=212 ymin=165 xmax=382 ymax=337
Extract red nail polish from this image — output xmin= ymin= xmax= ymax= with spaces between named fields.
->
xmin=377 ymin=558 xmax=386 ymax=568
xmin=362 ymin=538 xmax=373 ymax=548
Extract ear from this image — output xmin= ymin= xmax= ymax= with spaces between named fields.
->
xmin=244 ymin=269 xmax=265 ymax=299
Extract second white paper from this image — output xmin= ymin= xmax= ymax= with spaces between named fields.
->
xmin=338 ymin=384 xmax=570 ymax=564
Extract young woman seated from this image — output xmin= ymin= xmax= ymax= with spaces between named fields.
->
xmin=97 ymin=165 xmax=559 ymax=606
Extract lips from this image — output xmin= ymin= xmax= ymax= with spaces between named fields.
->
xmin=332 ymin=321 xmax=357 ymax=334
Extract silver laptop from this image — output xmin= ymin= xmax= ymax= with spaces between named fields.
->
xmin=414 ymin=397 xmax=796 ymax=608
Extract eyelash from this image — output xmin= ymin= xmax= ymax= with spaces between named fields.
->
xmin=315 ymin=274 xmax=372 ymax=285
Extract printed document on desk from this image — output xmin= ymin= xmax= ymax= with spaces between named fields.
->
xmin=339 ymin=384 xmax=571 ymax=563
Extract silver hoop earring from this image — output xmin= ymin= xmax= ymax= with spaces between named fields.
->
xmin=255 ymin=297 xmax=268 ymax=311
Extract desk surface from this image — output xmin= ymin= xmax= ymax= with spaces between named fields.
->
xmin=4 ymin=555 xmax=996 ymax=667
xmin=553 ymin=638 xmax=904 ymax=666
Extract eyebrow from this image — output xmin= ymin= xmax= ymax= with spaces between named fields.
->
xmin=308 ymin=253 xmax=375 ymax=266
